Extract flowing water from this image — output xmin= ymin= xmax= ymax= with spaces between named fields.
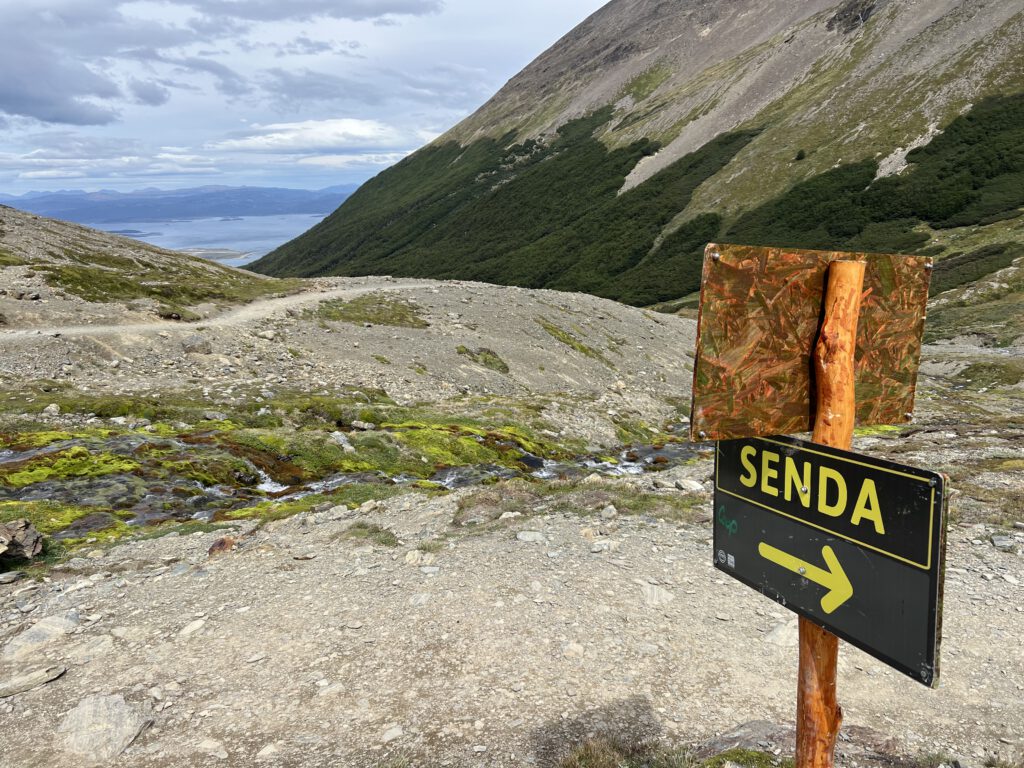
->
xmin=0 ymin=430 xmax=706 ymax=536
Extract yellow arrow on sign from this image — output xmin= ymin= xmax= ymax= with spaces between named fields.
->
xmin=757 ymin=542 xmax=854 ymax=614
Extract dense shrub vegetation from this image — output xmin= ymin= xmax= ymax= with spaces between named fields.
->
xmin=728 ymin=94 xmax=1024 ymax=254
xmin=251 ymin=94 xmax=1024 ymax=306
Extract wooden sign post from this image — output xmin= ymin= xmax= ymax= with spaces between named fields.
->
xmin=799 ymin=260 xmax=865 ymax=768
xmin=691 ymin=244 xmax=945 ymax=768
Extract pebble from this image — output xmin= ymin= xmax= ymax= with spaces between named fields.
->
xmin=639 ymin=582 xmax=674 ymax=608
xmin=381 ymin=725 xmax=404 ymax=743
xmin=178 ymin=618 xmax=206 ymax=637
xmin=600 ymin=504 xmax=618 ymax=520
xmin=675 ymin=479 xmax=705 ymax=493
xmin=197 ymin=738 xmax=228 ymax=759
xmin=257 ymin=743 xmax=282 ymax=760
xmin=0 ymin=572 xmax=22 ymax=584
xmin=516 ymin=531 xmax=546 ymax=543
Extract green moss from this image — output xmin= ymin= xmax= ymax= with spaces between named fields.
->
xmin=456 ymin=345 xmax=510 ymax=374
xmin=223 ymin=485 xmax=407 ymax=523
xmin=36 ymin=257 xmax=299 ymax=317
xmin=393 ymin=427 xmax=502 ymax=470
xmin=537 ymin=318 xmax=610 ymax=366
xmin=0 ymin=500 xmax=101 ymax=535
xmin=57 ymin=518 xmax=135 ymax=549
xmin=373 ymin=354 xmax=392 ymax=365
xmin=337 ymin=522 xmax=399 ymax=548
xmin=137 ymin=521 xmax=239 ymax=541
xmin=309 ymin=292 xmax=429 ymax=328
xmin=0 ymin=249 xmax=26 ymax=267
xmin=0 ymin=446 xmax=140 ymax=488
xmin=958 ymin=360 xmax=1024 ymax=389
xmin=621 ymin=63 xmax=672 ymax=102
xmin=853 ymin=424 xmax=903 ymax=437
xmin=2 ymin=430 xmax=74 ymax=448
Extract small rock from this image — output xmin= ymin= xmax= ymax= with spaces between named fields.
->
xmin=42 ymin=403 xmax=61 ymax=416
xmin=207 ymin=536 xmax=236 ymax=557
xmin=257 ymin=743 xmax=282 ymax=760
xmin=178 ymin=619 xmax=206 ymax=637
xmin=350 ymin=420 xmax=376 ymax=431
xmin=197 ymin=738 xmax=228 ymax=759
xmin=675 ymin=479 xmax=705 ymax=493
xmin=256 ymin=330 xmax=277 ymax=341
xmin=0 ymin=572 xmax=22 ymax=584
xmin=639 ymin=582 xmax=675 ymax=608
xmin=381 ymin=725 xmax=404 ymax=743
xmin=246 ymin=653 xmax=267 ymax=663
xmin=992 ymin=535 xmax=1016 ymax=552
xmin=0 ymin=664 xmax=66 ymax=697
xmin=764 ymin=618 xmax=799 ymax=647
xmin=57 ymin=694 xmax=149 ymax=762
xmin=3 ymin=611 xmax=80 ymax=660
xmin=600 ymin=504 xmax=618 ymax=520
xmin=405 ymin=550 xmax=435 ymax=566
xmin=1003 ymin=574 xmax=1020 ymax=586
xmin=181 ymin=335 xmax=212 ymax=355
xmin=563 ymin=642 xmax=585 ymax=659
xmin=516 ymin=531 xmax=546 ymax=543
xmin=420 ymin=566 xmax=441 ymax=575
xmin=1014 ymin=522 xmax=1024 ymax=531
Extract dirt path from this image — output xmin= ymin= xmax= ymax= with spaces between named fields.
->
xmin=0 ymin=279 xmax=438 ymax=341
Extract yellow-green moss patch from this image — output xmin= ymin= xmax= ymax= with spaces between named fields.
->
xmin=0 ymin=447 xmax=140 ymax=488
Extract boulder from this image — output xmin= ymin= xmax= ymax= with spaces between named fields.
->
xmin=0 ymin=519 xmax=43 ymax=560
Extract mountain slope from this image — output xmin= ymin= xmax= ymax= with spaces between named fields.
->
xmin=0 ymin=205 xmax=296 ymax=324
xmin=249 ymin=0 xmax=1024 ymax=306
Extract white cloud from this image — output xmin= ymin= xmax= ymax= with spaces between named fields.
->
xmin=296 ymin=151 xmax=411 ymax=168
xmin=211 ymin=118 xmax=406 ymax=152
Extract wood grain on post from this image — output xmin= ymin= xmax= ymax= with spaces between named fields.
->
xmin=797 ymin=259 xmax=867 ymax=768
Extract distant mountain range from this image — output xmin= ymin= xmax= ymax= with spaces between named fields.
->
xmin=0 ymin=184 xmax=358 ymax=224
xmin=249 ymin=0 xmax=1024 ymax=308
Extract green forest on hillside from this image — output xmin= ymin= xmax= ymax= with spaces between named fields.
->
xmin=250 ymin=94 xmax=1024 ymax=306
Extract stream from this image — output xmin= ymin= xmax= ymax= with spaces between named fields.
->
xmin=0 ymin=430 xmax=706 ymax=537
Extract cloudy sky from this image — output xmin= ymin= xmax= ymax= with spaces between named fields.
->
xmin=0 ymin=0 xmax=607 ymax=194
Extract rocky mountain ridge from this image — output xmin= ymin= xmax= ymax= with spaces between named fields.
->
xmin=250 ymin=0 xmax=1024 ymax=309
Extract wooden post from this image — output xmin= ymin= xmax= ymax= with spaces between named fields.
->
xmin=796 ymin=259 xmax=866 ymax=768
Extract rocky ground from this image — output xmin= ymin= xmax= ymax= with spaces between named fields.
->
xmin=1 ymin=210 xmax=1023 ymax=767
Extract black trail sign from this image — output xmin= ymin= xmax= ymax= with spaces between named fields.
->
xmin=713 ymin=435 xmax=948 ymax=686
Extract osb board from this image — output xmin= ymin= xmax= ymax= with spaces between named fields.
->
xmin=690 ymin=243 xmax=932 ymax=441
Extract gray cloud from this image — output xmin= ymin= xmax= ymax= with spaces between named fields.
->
xmin=0 ymin=38 xmax=121 ymax=125
xmin=187 ymin=0 xmax=444 ymax=23
xmin=0 ymin=0 xmax=442 ymax=128
xmin=129 ymin=80 xmax=172 ymax=106
xmin=259 ymin=68 xmax=383 ymax=108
